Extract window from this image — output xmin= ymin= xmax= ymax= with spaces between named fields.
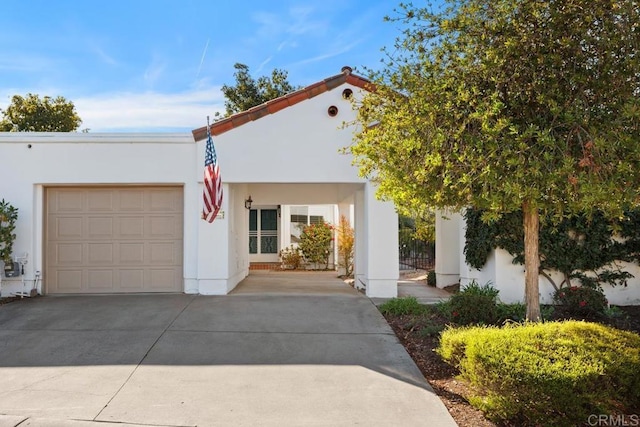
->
xmin=290 ymin=207 xmax=324 ymax=244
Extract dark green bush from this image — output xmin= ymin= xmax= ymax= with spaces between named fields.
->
xmin=438 ymin=321 xmax=640 ymax=427
xmin=496 ymin=302 xmax=526 ymax=323
xmin=448 ymin=281 xmax=499 ymax=325
xmin=426 ymin=270 xmax=437 ymax=287
xmin=378 ymin=296 xmax=426 ymax=316
xmin=553 ymin=285 xmax=608 ymax=318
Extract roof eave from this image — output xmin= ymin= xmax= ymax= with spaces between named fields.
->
xmin=192 ymin=68 xmax=374 ymax=142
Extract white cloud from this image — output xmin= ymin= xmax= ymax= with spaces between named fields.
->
xmin=255 ymin=56 xmax=273 ymax=74
xmin=143 ymin=55 xmax=167 ymax=87
xmin=288 ymin=38 xmax=364 ymax=67
xmin=74 ymin=88 xmax=225 ymax=132
xmin=87 ymin=42 xmax=119 ymax=67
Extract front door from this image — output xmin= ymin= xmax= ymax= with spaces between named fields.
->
xmin=249 ymin=208 xmax=279 ymax=262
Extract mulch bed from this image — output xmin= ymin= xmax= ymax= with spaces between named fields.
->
xmin=0 ymin=296 xmax=23 ymax=305
xmin=383 ymin=305 xmax=640 ymax=427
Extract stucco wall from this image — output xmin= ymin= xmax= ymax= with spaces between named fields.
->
xmin=0 ymin=82 xmax=400 ymax=298
xmin=0 ymin=133 xmax=198 ymax=295
xmin=454 ymin=218 xmax=640 ymax=306
xmin=199 ymin=84 xmax=364 ymax=184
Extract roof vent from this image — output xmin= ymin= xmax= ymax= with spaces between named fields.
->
xmin=341 ymin=66 xmax=352 ymax=75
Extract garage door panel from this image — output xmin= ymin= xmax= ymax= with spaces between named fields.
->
xmin=55 ymin=270 xmax=84 ymax=291
xmin=87 ymin=270 xmax=115 ymax=290
xmin=46 ymin=187 xmax=183 ymax=294
xmin=54 ymin=191 xmax=84 ymax=212
xmin=149 ymin=216 xmax=180 ymax=237
xmin=120 ymin=269 xmax=145 ymax=290
xmin=149 ymin=242 xmax=179 ymax=264
xmin=50 ymin=216 xmax=84 ymax=240
xmin=119 ymin=189 xmax=145 ymax=211
xmin=54 ymin=242 xmax=84 ymax=264
xmin=87 ymin=190 xmax=115 ymax=211
xmin=149 ymin=189 xmax=181 ymax=212
xmin=149 ymin=269 xmax=182 ymax=291
xmin=88 ymin=243 xmax=114 ymax=264
xmin=119 ymin=242 xmax=145 ymax=263
xmin=119 ymin=216 xmax=145 ymax=238
xmin=88 ymin=217 xmax=114 ymax=238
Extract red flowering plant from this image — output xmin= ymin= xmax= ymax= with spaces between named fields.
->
xmin=552 ymin=285 xmax=608 ymax=318
xmin=298 ymin=220 xmax=334 ymax=269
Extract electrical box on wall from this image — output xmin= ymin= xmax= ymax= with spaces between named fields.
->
xmin=4 ymin=261 xmax=21 ymax=277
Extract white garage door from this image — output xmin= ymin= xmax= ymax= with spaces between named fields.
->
xmin=45 ymin=186 xmax=183 ymax=294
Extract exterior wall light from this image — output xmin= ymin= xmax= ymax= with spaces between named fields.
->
xmin=245 ymin=196 xmax=253 ymax=210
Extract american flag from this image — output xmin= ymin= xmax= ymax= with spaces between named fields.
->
xmin=202 ymin=122 xmax=223 ymax=223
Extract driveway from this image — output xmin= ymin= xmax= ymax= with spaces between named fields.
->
xmin=0 ymin=273 xmax=456 ymax=426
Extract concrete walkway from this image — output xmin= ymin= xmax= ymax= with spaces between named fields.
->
xmin=0 ymin=273 xmax=457 ymax=427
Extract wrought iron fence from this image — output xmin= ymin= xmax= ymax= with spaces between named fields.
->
xmin=399 ymin=228 xmax=435 ymax=271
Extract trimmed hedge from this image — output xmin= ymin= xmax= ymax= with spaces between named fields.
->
xmin=438 ymin=321 xmax=640 ymax=427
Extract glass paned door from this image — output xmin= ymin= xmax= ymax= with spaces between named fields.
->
xmin=249 ymin=209 xmax=258 ymax=254
xmin=249 ymin=209 xmax=278 ymax=255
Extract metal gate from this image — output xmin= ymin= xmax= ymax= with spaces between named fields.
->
xmin=399 ymin=228 xmax=435 ymax=271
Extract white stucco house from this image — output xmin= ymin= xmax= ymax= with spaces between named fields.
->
xmin=0 ymin=67 xmax=399 ymax=298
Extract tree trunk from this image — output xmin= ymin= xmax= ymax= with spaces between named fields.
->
xmin=523 ymin=201 xmax=541 ymax=321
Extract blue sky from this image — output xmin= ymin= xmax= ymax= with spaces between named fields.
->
xmin=0 ymin=1 xmax=406 ymax=132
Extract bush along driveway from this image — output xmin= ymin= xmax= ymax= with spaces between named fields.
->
xmin=379 ymin=286 xmax=640 ymax=427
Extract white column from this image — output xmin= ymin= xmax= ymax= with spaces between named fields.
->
xmin=435 ymin=209 xmax=461 ymax=288
xmin=353 ymin=189 xmax=367 ymax=290
xmin=364 ymin=183 xmax=399 ymax=298
xmin=197 ymin=182 xmax=231 ymax=294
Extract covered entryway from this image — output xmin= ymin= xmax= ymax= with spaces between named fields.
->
xmin=45 ymin=186 xmax=183 ymax=294
xmin=232 ymin=270 xmax=356 ymax=295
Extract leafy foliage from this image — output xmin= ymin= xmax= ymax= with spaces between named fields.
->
xmin=426 ymin=270 xmax=436 ymax=287
xmin=379 ymin=296 xmax=426 ymax=316
xmin=438 ymin=321 xmax=640 ymax=427
xmin=0 ymin=199 xmax=18 ymax=264
xmin=336 ymin=215 xmax=354 ymax=276
xmin=279 ymin=245 xmax=303 ymax=270
xmin=349 ymin=0 xmax=640 ymax=320
xmin=553 ymin=286 xmax=608 ymax=318
xmin=0 ymin=93 xmax=82 ymax=131
xmin=447 ymin=281 xmax=500 ymax=325
xmin=220 ymin=63 xmax=301 ymax=116
xmin=298 ymin=221 xmax=333 ymax=269
xmin=464 ymin=207 xmax=640 ymax=290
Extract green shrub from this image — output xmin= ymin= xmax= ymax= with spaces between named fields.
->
xmin=438 ymin=321 xmax=640 ymax=427
xmin=426 ymin=270 xmax=436 ymax=287
xmin=279 ymin=245 xmax=303 ymax=269
xmin=448 ymin=281 xmax=499 ymax=325
xmin=0 ymin=199 xmax=18 ymax=264
xmin=496 ymin=302 xmax=526 ymax=323
xmin=299 ymin=221 xmax=333 ymax=269
xmin=553 ymin=285 xmax=608 ymax=318
xmin=379 ymin=296 xmax=426 ymax=316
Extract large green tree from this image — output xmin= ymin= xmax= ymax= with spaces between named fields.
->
xmin=221 ymin=63 xmax=300 ymax=116
xmin=0 ymin=93 xmax=82 ymax=132
xmin=350 ymin=0 xmax=640 ymax=320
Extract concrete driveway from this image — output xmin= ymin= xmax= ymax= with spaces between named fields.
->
xmin=0 ymin=273 xmax=456 ymax=427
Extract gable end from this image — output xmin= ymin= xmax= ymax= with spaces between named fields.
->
xmin=192 ymin=67 xmax=373 ymax=141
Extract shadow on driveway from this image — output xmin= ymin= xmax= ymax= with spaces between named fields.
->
xmin=0 ymin=274 xmax=457 ymax=427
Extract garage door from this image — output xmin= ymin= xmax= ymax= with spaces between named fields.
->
xmin=45 ymin=186 xmax=183 ymax=294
